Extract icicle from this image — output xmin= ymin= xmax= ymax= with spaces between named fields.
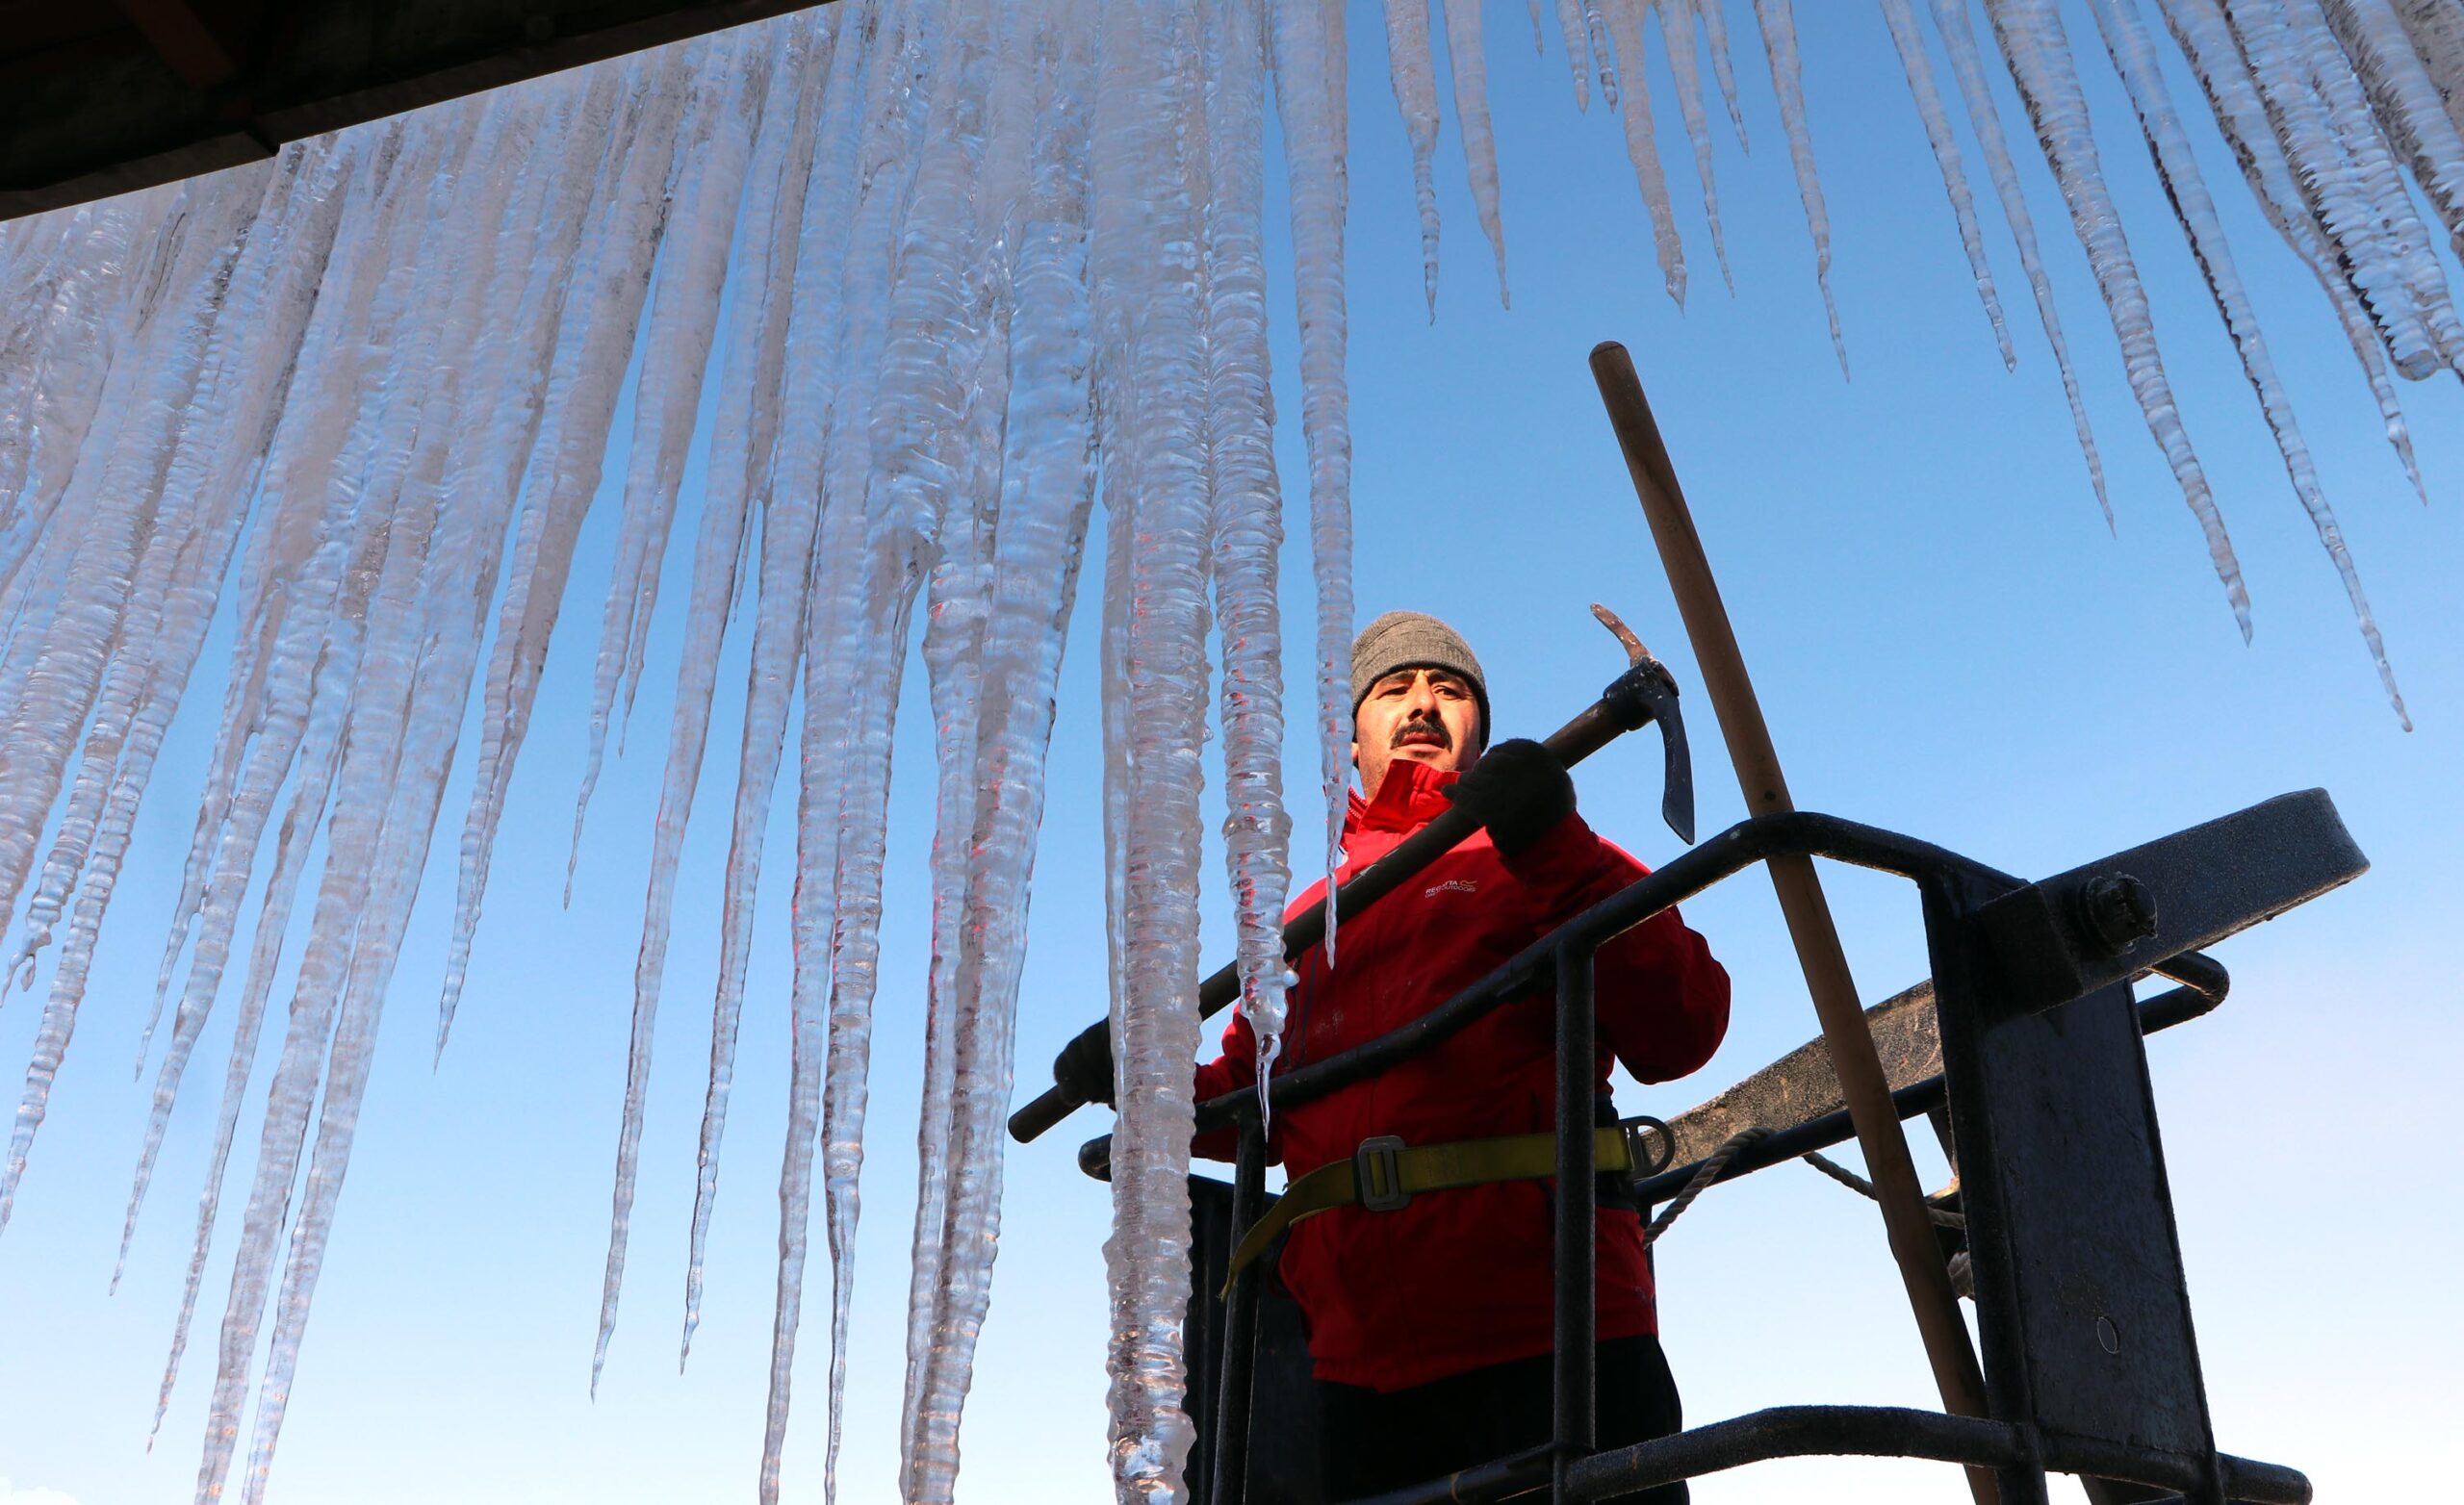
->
xmin=240 ymin=200 xmax=554 ymax=1495
xmin=901 ymin=10 xmax=1098 ymax=1495
xmin=1879 ymin=0 xmax=2015 ymax=368
xmin=1985 ymin=0 xmax=2249 ymax=635
xmin=685 ymin=1 xmax=873 ymax=1424
xmin=0 ymin=196 xmax=178 ymax=616
xmin=190 ymin=378 xmax=452 ymax=1505
xmin=1379 ymin=0 xmax=1448 ymax=318
xmin=1599 ymin=0 xmax=1688 ymax=304
xmin=2159 ymin=0 xmax=2429 ymax=504
xmin=1553 ymin=0 xmax=1595 ymax=112
xmin=1752 ymin=0 xmax=1848 ymax=373
xmin=1656 ymin=0 xmax=1733 ymax=291
xmin=2391 ymin=0 xmax=2464 ymax=139
xmin=566 ymin=33 xmax=770 ymax=880
xmin=1 ymin=144 xmax=324 ymax=1237
xmin=813 ymin=0 xmax=1006 ymax=1464
xmin=2227 ymin=0 xmax=2457 ymax=377
xmin=676 ymin=10 xmax=841 ymax=1370
xmin=128 ymin=119 xmax=474 ymax=1428
xmin=757 ymin=0 xmax=953 ymax=1493
xmin=1438 ymin=0 xmax=1511 ymax=304
xmin=2090 ymin=0 xmax=2405 ymax=721
xmin=1090 ymin=0 xmax=1216 ymax=1494
xmin=1695 ymin=0 xmax=1750 ymax=149
xmin=2286 ymin=0 xmax=2464 ymax=374
xmin=436 ymin=40 xmax=695 ymax=1059
xmin=2280 ymin=0 xmax=2464 ymax=374
xmin=1583 ymin=0 xmax=1622 ymax=111
xmin=1272 ymin=0 xmax=1354 ymax=972
xmin=0 ymin=172 xmax=261 ymax=950
xmin=2323 ymin=0 xmax=2464 ymax=264
xmin=194 ymin=68 xmax=600 ymax=1498
xmin=1204 ymin=0 xmax=1296 ymax=1121
xmin=0 ymin=168 xmax=273 ymax=1231
xmin=1929 ymin=0 xmax=2114 ymax=525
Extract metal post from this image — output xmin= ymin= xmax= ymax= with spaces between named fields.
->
xmin=1211 ymin=1119 xmax=1269 ymax=1505
xmin=1553 ymin=947 xmax=1598 ymax=1501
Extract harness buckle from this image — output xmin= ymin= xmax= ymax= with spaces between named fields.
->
xmin=1618 ymin=1114 xmax=1676 ymax=1180
xmin=1353 ymin=1135 xmax=1410 ymax=1212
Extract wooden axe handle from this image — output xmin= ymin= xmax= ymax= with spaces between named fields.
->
xmin=1591 ymin=342 xmax=1998 ymax=1505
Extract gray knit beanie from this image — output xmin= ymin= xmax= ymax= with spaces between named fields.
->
xmin=1350 ymin=610 xmax=1490 ymax=746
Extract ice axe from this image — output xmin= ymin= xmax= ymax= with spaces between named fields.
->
xmin=1006 ymin=607 xmax=1694 ymax=1145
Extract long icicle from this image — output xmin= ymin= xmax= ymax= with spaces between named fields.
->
xmin=1380 ymin=0 xmax=1448 ymax=318
xmin=2089 ymin=0 xmax=2405 ymax=723
xmin=1552 ymin=0 xmax=1595 ymax=111
xmin=1272 ymin=0 xmax=1353 ymax=974
xmin=901 ymin=1 xmax=1099 ymax=1490
xmin=1929 ymin=0 xmax=2114 ymax=525
xmin=1879 ymin=0 xmax=2015 ymax=368
xmin=1091 ymin=0 xmax=1213 ymax=1492
xmin=2280 ymin=0 xmax=2464 ymax=374
xmin=1694 ymin=0 xmax=1750 ymax=148
xmin=1753 ymin=0 xmax=1848 ymax=372
xmin=435 ymin=40 xmax=696 ymax=1059
xmin=1206 ymin=0 xmax=1296 ymax=1119
xmin=1656 ymin=0 xmax=1733 ymax=291
xmin=2323 ymin=0 xmax=2464 ymax=264
xmin=565 ymin=32 xmax=769 ymax=879
xmin=580 ymin=36 xmax=783 ymax=1380
xmin=1986 ymin=0 xmax=2250 ymax=635
xmin=676 ymin=9 xmax=841 ymax=1369
xmin=2391 ymin=0 xmax=2464 ymax=140
xmin=2159 ymin=0 xmax=2430 ymax=503
xmin=1599 ymin=0 xmax=1688 ymax=305
xmin=1438 ymin=0 xmax=1511 ymax=304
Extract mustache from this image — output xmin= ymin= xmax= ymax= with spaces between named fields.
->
xmin=1389 ymin=714 xmax=1452 ymax=751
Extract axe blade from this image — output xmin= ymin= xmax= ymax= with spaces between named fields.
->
xmin=1653 ymin=690 xmax=1695 ymax=845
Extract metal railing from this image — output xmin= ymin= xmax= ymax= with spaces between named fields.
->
xmin=1155 ymin=794 xmax=2358 ymax=1505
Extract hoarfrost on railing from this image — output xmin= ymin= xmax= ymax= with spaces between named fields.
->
xmin=0 ymin=1 xmax=2454 ymax=1502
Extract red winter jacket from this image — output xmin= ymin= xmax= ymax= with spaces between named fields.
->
xmin=1193 ymin=759 xmax=1730 ymax=1392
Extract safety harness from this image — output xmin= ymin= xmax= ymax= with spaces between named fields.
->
xmin=1221 ymin=1116 xmax=1674 ymax=1294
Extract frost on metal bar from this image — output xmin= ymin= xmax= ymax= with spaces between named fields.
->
xmin=5 ymin=2 xmax=2463 ymax=1504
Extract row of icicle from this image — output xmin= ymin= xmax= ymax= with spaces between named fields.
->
xmin=0 ymin=0 xmax=2457 ymax=1501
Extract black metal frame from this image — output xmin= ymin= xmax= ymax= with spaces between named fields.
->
xmin=1170 ymin=791 xmax=2362 ymax=1505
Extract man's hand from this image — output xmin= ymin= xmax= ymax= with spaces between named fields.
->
xmin=1444 ymin=738 xmax=1576 ymax=857
xmin=1053 ymin=1026 xmax=1116 ymax=1108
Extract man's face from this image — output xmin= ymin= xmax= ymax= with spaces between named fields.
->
xmin=1352 ymin=667 xmax=1483 ymax=802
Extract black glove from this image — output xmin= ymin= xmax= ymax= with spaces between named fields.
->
xmin=1053 ymin=1024 xmax=1116 ymax=1108
xmin=1444 ymin=737 xmax=1576 ymax=857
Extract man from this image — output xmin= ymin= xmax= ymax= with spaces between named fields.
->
xmin=1064 ymin=610 xmax=1730 ymax=1501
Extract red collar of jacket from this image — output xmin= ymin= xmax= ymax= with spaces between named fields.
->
xmin=1347 ymin=757 xmax=1463 ymax=838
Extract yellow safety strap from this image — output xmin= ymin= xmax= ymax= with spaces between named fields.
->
xmin=1219 ymin=1125 xmax=1657 ymax=1296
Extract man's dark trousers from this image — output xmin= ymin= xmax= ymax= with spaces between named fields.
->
xmin=1315 ymin=1333 xmax=1687 ymax=1504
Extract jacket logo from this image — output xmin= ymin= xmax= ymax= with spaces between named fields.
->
xmin=1423 ymin=879 xmax=1478 ymax=898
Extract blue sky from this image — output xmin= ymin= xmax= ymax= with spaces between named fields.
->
xmin=3 ymin=2 xmax=2459 ymax=1501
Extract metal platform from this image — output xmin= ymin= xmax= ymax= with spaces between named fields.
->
xmin=1140 ymin=789 xmax=2363 ymax=1504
